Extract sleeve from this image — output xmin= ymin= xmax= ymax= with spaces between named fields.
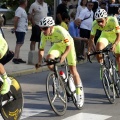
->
xmin=75 ymin=6 xmax=81 ymax=19
xmin=78 ymin=9 xmax=86 ymax=20
xmin=68 ymin=23 xmax=79 ymax=37
xmin=28 ymin=4 xmax=34 ymax=14
xmin=40 ymin=33 xmax=47 ymax=49
xmin=15 ymin=8 xmax=22 ymax=18
xmin=91 ymin=21 xmax=97 ymax=36
xmin=60 ymin=28 xmax=72 ymax=46
xmin=114 ymin=16 xmax=120 ymax=33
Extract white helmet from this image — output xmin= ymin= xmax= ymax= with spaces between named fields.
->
xmin=94 ymin=9 xmax=108 ymax=20
xmin=39 ymin=17 xmax=55 ymax=27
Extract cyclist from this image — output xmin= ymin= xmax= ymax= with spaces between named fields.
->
xmin=0 ymin=35 xmax=14 ymax=95
xmin=36 ymin=16 xmax=83 ymax=106
xmin=88 ymin=9 xmax=120 ymax=74
xmin=0 ymin=16 xmax=14 ymax=95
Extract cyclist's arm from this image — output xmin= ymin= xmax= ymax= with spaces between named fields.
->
xmin=113 ymin=33 xmax=120 ymax=46
xmin=14 ymin=16 xmax=19 ymax=30
xmin=60 ymin=45 xmax=71 ymax=63
xmin=88 ymin=35 xmax=95 ymax=53
xmin=38 ymin=49 xmax=44 ymax=65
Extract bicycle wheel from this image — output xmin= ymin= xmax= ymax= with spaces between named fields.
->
xmin=46 ymin=72 xmax=67 ymax=116
xmin=112 ymin=66 xmax=120 ymax=98
xmin=102 ymin=68 xmax=116 ymax=104
xmin=0 ymin=77 xmax=24 ymax=120
xmin=72 ymin=81 xmax=84 ymax=110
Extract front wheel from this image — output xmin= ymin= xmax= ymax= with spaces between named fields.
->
xmin=46 ymin=72 xmax=67 ymax=116
xmin=0 ymin=77 xmax=24 ymax=120
xmin=102 ymin=68 xmax=116 ymax=104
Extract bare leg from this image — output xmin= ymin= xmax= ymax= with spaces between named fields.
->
xmin=96 ymin=42 xmax=106 ymax=64
xmin=14 ymin=44 xmax=22 ymax=59
xmin=69 ymin=66 xmax=81 ymax=86
xmin=46 ymin=54 xmax=55 ymax=71
xmin=30 ymin=41 xmax=36 ymax=51
xmin=0 ymin=63 xmax=6 ymax=75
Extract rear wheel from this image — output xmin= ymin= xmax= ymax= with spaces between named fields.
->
xmin=102 ymin=69 xmax=116 ymax=104
xmin=46 ymin=72 xmax=67 ymax=116
xmin=112 ymin=66 xmax=120 ymax=98
xmin=0 ymin=77 xmax=23 ymax=120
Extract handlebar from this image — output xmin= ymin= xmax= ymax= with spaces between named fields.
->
xmin=43 ymin=57 xmax=61 ymax=65
xmin=87 ymin=47 xmax=112 ymax=63
xmin=35 ymin=57 xmax=61 ymax=68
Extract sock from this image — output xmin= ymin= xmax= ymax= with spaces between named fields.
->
xmin=1 ymin=72 xmax=8 ymax=81
xmin=100 ymin=63 xmax=103 ymax=66
xmin=76 ymin=85 xmax=81 ymax=95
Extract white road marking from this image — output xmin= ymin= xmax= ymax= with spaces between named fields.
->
xmin=62 ymin=113 xmax=112 ymax=120
xmin=0 ymin=109 xmax=112 ymax=120
xmin=0 ymin=108 xmax=48 ymax=120
xmin=21 ymin=108 xmax=48 ymax=119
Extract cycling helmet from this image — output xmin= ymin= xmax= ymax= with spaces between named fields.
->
xmin=94 ymin=9 xmax=108 ymax=20
xmin=39 ymin=17 xmax=55 ymax=27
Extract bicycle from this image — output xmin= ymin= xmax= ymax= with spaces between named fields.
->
xmin=0 ymin=76 xmax=23 ymax=120
xmin=87 ymin=44 xmax=120 ymax=104
xmin=40 ymin=58 xmax=84 ymax=116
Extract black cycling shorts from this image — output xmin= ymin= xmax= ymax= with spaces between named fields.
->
xmin=0 ymin=49 xmax=14 ymax=65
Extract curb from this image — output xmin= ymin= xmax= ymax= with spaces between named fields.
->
xmin=8 ymin=59 xmax=88 ymax=77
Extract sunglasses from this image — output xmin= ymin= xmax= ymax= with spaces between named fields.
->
xmin=41 ymin=27 xmax=49 ymax=31
xmin=97 ymin=20 xmax=104 ymax=23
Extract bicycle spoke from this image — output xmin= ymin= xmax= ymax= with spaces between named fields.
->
xmin=51 ymin=94 xmax=57 ymax=103
xmin=58 ymin=94 xmax=66 ymax=104
xmin=46 ymin=72 xmax=67 ymax=116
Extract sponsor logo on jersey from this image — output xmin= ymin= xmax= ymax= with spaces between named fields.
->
xmin=116 ymin=26 xmax=120 ymax=30
xmin=64 ymin=39 xmax=69 ymax=43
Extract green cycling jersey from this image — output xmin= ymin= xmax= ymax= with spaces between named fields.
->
xmin=40 ymin=25 xmax=76 ymax=66
xmin=91 ymin=16 xmax=120 ymax=43
xmin=0 ymin=34 xmax=8 ymax=59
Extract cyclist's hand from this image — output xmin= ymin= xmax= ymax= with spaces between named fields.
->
xmin=35 ymin=63 xmax=41 ymax=69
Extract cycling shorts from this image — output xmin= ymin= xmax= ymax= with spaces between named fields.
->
xmin=48 ymin=44 xmax=77 ymax=66
xmin=97 ymin=36 xmax=120 ymax=54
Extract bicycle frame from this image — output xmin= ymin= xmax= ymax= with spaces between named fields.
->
xmin=87 ymin=45 xmax=120 ymax=103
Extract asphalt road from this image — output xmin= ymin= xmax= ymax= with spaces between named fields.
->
xmin=2 ymin=61 xmax=120 ymax=120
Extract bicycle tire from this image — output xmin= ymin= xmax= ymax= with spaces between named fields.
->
xmin=72 ymin=81 xmax=84 ymax=110
xmin=46 ymin=72 xmax=67 ymax=116
xmin=0 ymin=77 xmax=24 ymax=120
xmin=102 ymin=68 xmax=116 ymax=104
xmin=112 ymin=66 xmax=120 ymax=98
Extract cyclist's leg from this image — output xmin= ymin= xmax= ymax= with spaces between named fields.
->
xmin=0 ymin=49 xmax=13 ymax=94
xmin=0 ymin=63 xmax=11 ymax=94
xmin=67 ymin=45 xmax=82 ymax=104
xmin=47 ymin=44 xmax=62 ymax=70
xmin=96 ymin=37 xmax=109 ymax=64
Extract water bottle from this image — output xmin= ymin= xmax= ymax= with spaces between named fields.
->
xmin=69 ymin=75 xmax=76 ymax=92
xmin=59 ymin=71 xmax=67 ymax=82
